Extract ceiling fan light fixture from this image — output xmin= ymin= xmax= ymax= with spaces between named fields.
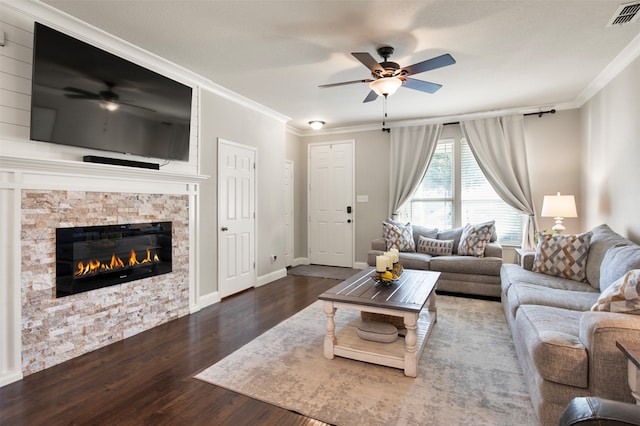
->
xmin=308 ymin=120 xmax=325 ymax=130
xmin=370 ymin=77 xmax=402 ymax=97
xmin=100 ymin=100 xmax=119 ymax=111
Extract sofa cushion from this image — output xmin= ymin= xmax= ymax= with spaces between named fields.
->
xmin=599 ymin=244 xmax=640 ymax=292
xmin=507 ymin=283 xmax=599 ymax=318
xmin=592 ymin=269 xmax=640 ymax=314
xmin=417 ymin=236 xmax=454 ymax=256
xmin=516 ymin=305 xmax=588 ymax=388
xmin=458 ymin=220 xmax=495 ymax=257
xmin=383 ymin=220 xmax=415 ymax=252
xmin=533 ymin=232 xmax=592 ymax=282
xmin=586 ymin=224 xmax=632 ymax=289
xmin=501 ymin=264 xmax=596 ymax=297
xmin=430 ymin=255 xmax=501 ymax=276
xmin=396 ymin=252 xmax=432 ymax=270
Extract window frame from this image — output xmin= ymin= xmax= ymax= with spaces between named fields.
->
xmin=402 ymin=128 xmax=524 ymax=246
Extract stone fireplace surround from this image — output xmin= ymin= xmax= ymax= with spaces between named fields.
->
xmin=0 ymin=156 xmax=204 ymax=383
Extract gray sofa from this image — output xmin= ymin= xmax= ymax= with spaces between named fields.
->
xmin=501 ymin=224 xmax=640 ymax=425
xmin=367 ymin=225 xmax=503 ymax=297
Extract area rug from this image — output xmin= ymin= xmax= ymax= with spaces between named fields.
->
xmin=195 ymin=296 xmax=537 ymax=426
xmin=287 ymin=264 xmax=360 ymax=280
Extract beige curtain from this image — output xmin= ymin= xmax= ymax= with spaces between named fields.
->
xmin=389 ymin=124 xmax=443 ymax=218
xmin=460 ymin=115 xmax=538 ymax=249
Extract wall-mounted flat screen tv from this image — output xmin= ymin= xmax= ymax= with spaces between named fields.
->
xmin=30 ymin=22 xmax=192 ymax=162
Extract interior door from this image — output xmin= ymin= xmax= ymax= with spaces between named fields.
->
xmin=284 ymin=160 xmax=294 ymax=267
xmin=308 ymin=141 xmax=354 ymax=267
xmin=218 ymin=139 xmax=256 ymax=298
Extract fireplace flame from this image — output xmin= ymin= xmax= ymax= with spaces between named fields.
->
xmin=74 ymin=248 xmax=160 ymax=277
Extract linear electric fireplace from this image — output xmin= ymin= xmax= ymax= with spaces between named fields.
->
xmin=56 ymin=222 xmax=172 ymax=297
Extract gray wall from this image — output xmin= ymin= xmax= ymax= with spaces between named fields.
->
xmin=579 ymin=55 xmax=640 ymax=242
xmin=296 ymin=130 xmax=391 ymax=265
xmin=199 ymin=89 xmax=287 ymax=295
xmin=289 ymin=111 xmax=585 ymax=265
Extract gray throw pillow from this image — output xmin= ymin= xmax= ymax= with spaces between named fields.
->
xmin=600 ymin=243 xmax=640 ymax=292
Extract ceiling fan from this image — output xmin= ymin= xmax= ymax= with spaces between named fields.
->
xmin=319 ymin=46 xmax=456 ymax=102
xmin=64 ymin=81 xmax=155 ymax=112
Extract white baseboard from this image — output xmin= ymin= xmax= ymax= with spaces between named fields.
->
xmin=354 ymin=261 xmax=368 ymax=269
xmin=293 ymin=257 xmax=310 ymax=266
xmin=257 ymin=268 xmax=287 ymax=287
xmin=0 ymin=371 xmax=23 ymax=388
xmin=193 ymin=291 xmax=221 ymax=312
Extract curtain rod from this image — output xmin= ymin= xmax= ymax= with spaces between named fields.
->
xmin=442 ymin=109 xmax=556 ymax=126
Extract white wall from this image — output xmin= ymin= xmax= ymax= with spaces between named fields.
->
xmin=579 ymin=55 xmax=640 ymax=242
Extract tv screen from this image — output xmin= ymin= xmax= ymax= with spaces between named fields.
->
xmin=30 ymin=22 xmax=192 ymax=162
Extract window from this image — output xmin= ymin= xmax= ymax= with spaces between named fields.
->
xmin=402 ymin=132 xmax=525 ymax=246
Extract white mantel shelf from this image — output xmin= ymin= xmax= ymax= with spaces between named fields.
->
xmin=0 ymin=156 xmax=209 ymax=190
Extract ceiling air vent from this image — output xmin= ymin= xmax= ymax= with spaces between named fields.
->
xmin=606 ymin=1 xmax=640 ymax=27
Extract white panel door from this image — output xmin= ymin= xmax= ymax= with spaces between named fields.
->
xmin=308 ymin=142 xmax=354 ymax=267
xmin=284 ymin=160 xmax=294 ymax=267
xmin=218 ymin=140 xmax=256 ymax=298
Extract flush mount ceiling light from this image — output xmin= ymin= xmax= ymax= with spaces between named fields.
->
xmin=369 ymin=77 xmax=403 ymax=97
xmin=308 ymin=120 xmax=325 ymax=130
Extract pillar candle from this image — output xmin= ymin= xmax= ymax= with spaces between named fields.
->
xmin=376 ymin=255 xmax=387 ymax=272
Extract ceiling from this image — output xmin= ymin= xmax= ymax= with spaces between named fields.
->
xmin=40 ymin=0 xmax=640 ymax=132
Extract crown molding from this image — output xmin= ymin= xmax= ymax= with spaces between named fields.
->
xmin=574 ymin=31 xmax=640 ymax=108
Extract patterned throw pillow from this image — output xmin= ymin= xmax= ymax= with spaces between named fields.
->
xmin=533 ymin=232 xmax=593 ymax=282
xmin=383 ymin=220 xmax=415 ymax=252
xmin=458 ymin=221 xmax=495 ymax=257
xmin=592 ymin=269 xmax=640 ymax=314
xmin=417 ymin=236 xmax=454 ymax=256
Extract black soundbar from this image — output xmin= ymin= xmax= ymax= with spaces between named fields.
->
xmin=83 ymin=155 xmax=160 ymax=170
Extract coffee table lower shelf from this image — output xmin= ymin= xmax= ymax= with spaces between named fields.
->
xmin=324 ymin=302 xmax=436 ymax=377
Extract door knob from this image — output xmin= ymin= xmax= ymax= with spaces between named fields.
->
xmin=347 ymin=219 xmax=352 ymax=223
xmin=221 ymin=227 xmax=228 ymax=231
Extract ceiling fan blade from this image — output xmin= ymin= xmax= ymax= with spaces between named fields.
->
xmin=64 ymin=87 xmax=100 ymax=98
xmin=319 ymin=79 xmax=373 ymax=88
xmin=363 ymin=90 xmax=378 ymax=103
xmin=352 ymin=52 xmax=384 ymax=73
xmin=402 ymin=78 xmax=442 ymax=94
xmin=120 ymin=101 xmax=156 ymax=112
xmin=401 ymin=53 xmax=456 ymax=76
xmin=65 ymin=93 xmax=100 ymax=100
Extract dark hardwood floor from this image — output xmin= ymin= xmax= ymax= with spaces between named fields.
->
xmin=0 ymin=275 xmax=338 ymax=425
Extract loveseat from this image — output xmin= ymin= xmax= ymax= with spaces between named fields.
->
xmin=501 ymin=224 xmax=640 ymax=425
xmin=367 ymin=220 xmax=503 ymax=297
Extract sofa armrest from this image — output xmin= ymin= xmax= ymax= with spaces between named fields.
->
xmin=559 ymin=396 xmax=640 ymax=426
xmin=579 ymin=311 xmax=640 ymax=400
xmin=371 ymin=238 xmax=386 ymax=251
xmin=522 ymin=252 xmax=535 ymax=270
xmin=484 ymin=241 xmax=502 ymax=258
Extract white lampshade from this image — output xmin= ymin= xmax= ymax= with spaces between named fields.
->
xmin=369 ymin=77 xmax=403 ymax=96
xmin=541 ymin=192 xmax=577 ymax=232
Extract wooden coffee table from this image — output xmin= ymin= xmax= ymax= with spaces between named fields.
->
xmin=318 ymin=267 xmax=440 ymax=377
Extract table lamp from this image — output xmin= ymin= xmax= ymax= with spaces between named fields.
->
xmin=541 ymin=192 xmax=577 ymax=233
